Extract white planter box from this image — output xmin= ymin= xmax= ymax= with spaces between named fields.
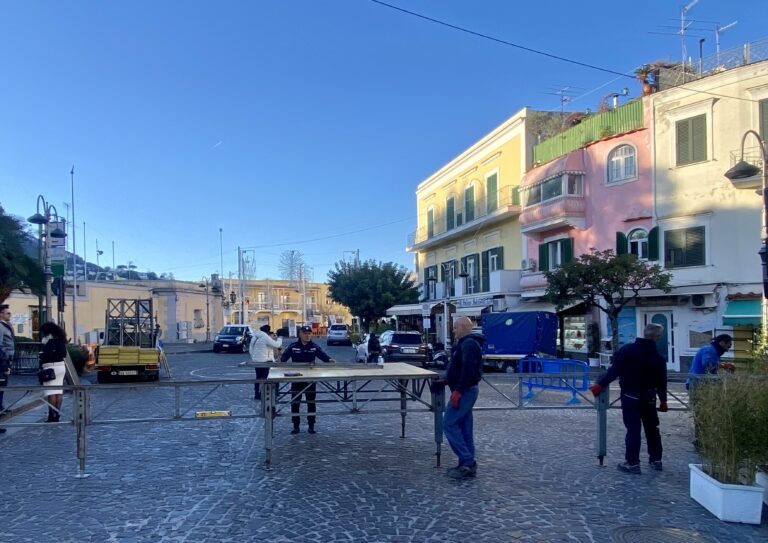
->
xmin=689 ymin=464 xmax=764 ymax=524
xmin=756 ymin=470 xmax=768 ymax=507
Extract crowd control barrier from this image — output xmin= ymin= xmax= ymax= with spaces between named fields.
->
xmin=520 ymin=357 xmax=589 ymax=404
xmin=11 ymin=342 xmax=42 ymax=375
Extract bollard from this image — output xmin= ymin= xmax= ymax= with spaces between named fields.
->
xmin=595 ymin=382 xmax=609 ymax=466
xmin=74 ymin=386 xmax=91 ymax=479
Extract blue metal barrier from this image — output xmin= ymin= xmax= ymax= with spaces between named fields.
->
xmin=520 ymin=357 xmax=589 ymax=404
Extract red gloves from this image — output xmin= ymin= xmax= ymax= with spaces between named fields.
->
xmin=588 ymin=383 xmax=603 ymax=397
xmin=450 ymin=390 xmax=462 ymax=408
xmin=658 ymin=402 xmax=669 ymax=412
xmin=720 ymin=362 xmax=736 ymax=373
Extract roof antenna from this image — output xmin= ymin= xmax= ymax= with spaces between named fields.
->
xmin=715 ymin=21 xmax=738 ymax=66
xmin=681 ymin=0 xmax=700 ymax=68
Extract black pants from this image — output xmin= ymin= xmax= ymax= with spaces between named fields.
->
xmin=254 ymin=368 xmax=269 ymax=398
xmin=621 ymin=392 xmax=662 ymax=465
xmin=0 ymin=373 xmax=7 ymax=410
xmin=290 ymin=381 xmax=316 ymax=428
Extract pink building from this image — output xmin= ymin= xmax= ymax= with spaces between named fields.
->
xmin=517 ymin=101 xmax=653 ymax=357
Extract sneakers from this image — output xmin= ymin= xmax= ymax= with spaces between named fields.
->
xmin=617 ymin=462 xmax=641 ymax=474
xmin=308 ymin=427 xmax=317 ymax=434
xmin=447 ymin=463 xmax=477 ymax=479
xmin=290 ymin=427 xmax=300 ymax=434
xmin=649 ymin=460 xmax=663 ymax=471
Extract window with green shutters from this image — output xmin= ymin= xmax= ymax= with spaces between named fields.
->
xmin=460 ymin=254 xmax=480 ymax=294
xmin=426 ymin=208 xmax=434 ymax=238
xmin=424 ymin=265 xmax=437 ymax=300
xmin=481 ymin=247 xmax=504 ymax=292
xmin=486 ymin=173 xmax=498 ymax=213
xmin=538 ymin=239 xmax=573 ymax=272
xmin=676 ymin=114 xmax=707 ymax=166
xmin=464 ymin=184 xmax=475 ymax=222
xmin=664 ymin=226 xmax=705 ymax=268
xmin=760 ymin=99 xmax=768 ymax=142
xmin=440 ymin=260 xmax=457 ymax=297
xmin=446 ymin=196 xmax=455 ymax=231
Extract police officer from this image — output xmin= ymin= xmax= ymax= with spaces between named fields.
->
xmin=280 ymin=325 xmax=336 ymax=434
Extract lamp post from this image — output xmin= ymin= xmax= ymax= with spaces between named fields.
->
xmin=724 ymin=129 xmax=768 ymax=299
xmin=199 ymin=278 xmax=211 ymax=342
xmin=28 ymin=196 xmax=67 ymax=326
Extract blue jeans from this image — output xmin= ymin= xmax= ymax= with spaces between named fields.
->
xmin=444 ymin=385 xmax=479 ymax=466
xmin=621 ymin=392 xmax=662 ymax=465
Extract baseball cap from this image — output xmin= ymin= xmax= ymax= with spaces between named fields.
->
xmin=299 ymin=325 xmax=312 ymax=333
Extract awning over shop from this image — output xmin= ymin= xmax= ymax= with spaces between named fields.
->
xmin=630 ymin=284 xmax=718 ymax=297
xmin=454 ymin=306 xmax=490 ymax=317
xmin=505 ymin=301 xmax=583 ymax=313
xmin=722 ymin=299 xmax=762 ymax=327
xmin=385 ymin=303 xmax=438 ymax=317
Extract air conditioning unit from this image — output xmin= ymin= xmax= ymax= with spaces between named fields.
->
xmin=690 ymin=293 xmax=716 ymax=308
xmin=520 ymin=258 xmax=538 ymax=271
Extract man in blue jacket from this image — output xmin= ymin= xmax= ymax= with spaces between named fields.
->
xmin=686 ymin=334 xmax=733 ymax=389
xmin=589 ymin=323 xmax=668 ymax=474
xmin=444 ymin=316 xmax=483 ymax=479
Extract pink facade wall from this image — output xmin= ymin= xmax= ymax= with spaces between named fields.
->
xmin=524 ymin=112 xmax=653 ymax=261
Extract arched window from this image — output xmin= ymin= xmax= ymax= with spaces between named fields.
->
xmin=628 ymin=228 xmax=648 ymax=259
xmin=607 ymin=145 xmax=637 ymax=183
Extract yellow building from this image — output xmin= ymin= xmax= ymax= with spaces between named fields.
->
xmin=4 ymin=276 xmax=350 ymax=343
xmin=402 ymin=107 xmax=547 ymax=343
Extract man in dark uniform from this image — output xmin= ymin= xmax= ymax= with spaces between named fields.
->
xmin=280 ymin=325 xmax=336 ymax=434
xmin=589 ymin=323 xmax=668 ymax=474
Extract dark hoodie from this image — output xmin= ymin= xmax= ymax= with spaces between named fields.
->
xmin=446 ymin=332 xmax=484 ymax=392
xmin=597 ymin=337 xmax=667 ymax=403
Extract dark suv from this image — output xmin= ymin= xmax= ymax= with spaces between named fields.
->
xmin=213 ymin=325 xmax=253 ymax=353
xmin=379 ymin=331 xmax=427 ymax=362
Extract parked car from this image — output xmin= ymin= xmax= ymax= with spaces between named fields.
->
xmin=379 ymin=331 xmax=427 ymax=362
xmin=327 ymin=323 xmax=352 ymax=346
xmin=213 ymin=325 xmax=253 ymax=353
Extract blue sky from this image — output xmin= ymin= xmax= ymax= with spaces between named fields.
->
xmin=1 ymin=0 xmax=764 ymax=282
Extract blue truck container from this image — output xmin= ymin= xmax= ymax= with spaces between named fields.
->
xmin=480 ymin=311 xmax=558 ymax=372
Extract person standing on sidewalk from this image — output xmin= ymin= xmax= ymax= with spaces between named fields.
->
xmin=0 ymin=304 xmax=15 ymax=433
xmin=444 ymin=316 xmax=483 ymax=479
xmin=249 ymin=324 xmax=282 ymax=400
xmin=279 ymin=325 xmax=336 ymax=434
xmin=39 ymin=321 xmax=68 ymax=423
xmin=589 ymin=323 xmax=668 ymax=474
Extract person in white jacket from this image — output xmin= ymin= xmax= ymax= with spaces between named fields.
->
xmin=250 ymin=324 xmax=282 ymax=400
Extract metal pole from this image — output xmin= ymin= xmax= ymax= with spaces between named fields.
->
xmin=205 ymin=281 xmax=210 ymax=342
xmin=595 ymin=382 xmax=609 ymax=465
xmin=37 ymin=223 xmax=43 ymax=331
xmin=112 ymin=241 xmax=116 ymax=281
xmin=44 ymin=223 xmax=53 ymax=323
xmin=219 ymin=227 xmax=224 ymax=277
xmin=71 ymin=166 xmax=78 ymax=344
xmin=82 ymin=221 xmax=87 ymax=289
xmin=238 ymin=246 xmax=244 ymax=325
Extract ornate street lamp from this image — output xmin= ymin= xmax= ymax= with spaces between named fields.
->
xmin=28 ymin=195 xmax=67 ymax=326
xmin=199 ymin=279 xmax=211 ymax=342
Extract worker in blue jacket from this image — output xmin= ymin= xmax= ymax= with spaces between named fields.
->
xmin=280 ymin=325 xmax=336 ymax=434
xmin=686 ymin=334 xmax=733 ymax=389
xmin=589 ymin=323 xmax=668 ymax=475
xmin=443 ymin=316 xmax=484 ymax=479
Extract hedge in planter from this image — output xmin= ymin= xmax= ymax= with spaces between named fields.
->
xmin=691 ymin=374 xmax=768 ymax=485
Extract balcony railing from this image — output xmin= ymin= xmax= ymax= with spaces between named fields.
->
xmin=533 ymin=100 xmax=643 ymax=165
xmin=408 ymin=186 xmax=520 ymax=248
xmin=519 ymin=196 xmax=587 ymax=233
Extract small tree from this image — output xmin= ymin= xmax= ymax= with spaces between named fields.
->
xmin=0 ymin=205 xmax=44 ymax=303
xmin=327 ymin=260 xmax=417 ymax=329
xmin=544 ymin=249 xmax=672 ymax=352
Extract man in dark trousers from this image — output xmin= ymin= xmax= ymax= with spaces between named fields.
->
xmin=0 ymin=304 xmax=15 ymax=433
xmin=280 ymin=325 xmax=336 ymax=434
xmin=444 ymin=316 xmax=483 ymax=479
xmin=589 ymin=323 xmax=668 ymax=474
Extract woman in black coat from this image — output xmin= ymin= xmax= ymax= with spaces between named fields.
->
xmin=39 ymin=321 xmax=68 ymax=422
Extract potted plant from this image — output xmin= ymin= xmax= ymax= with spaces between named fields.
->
xmin=634 ymin=64 xmax=656 ymax=96
xmin=689 ymin=374 xmax=768 ymax=524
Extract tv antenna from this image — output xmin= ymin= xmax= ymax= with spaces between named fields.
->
xmin=541 ymin=85 xmax=582 ymax=114
xmin=681 ymin=0 xmax=700 ymax=66
xmin=715 ymin=21 xmax=737 ymax=65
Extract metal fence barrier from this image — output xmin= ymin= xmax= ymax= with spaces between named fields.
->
xmin=519 ymin=358 xmax=590 ymax=404
xmin=11 ymin=342 xmax=42 ymax=375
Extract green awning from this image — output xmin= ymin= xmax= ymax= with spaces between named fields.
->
xmin=722 ymin=299 xmax=762 ymax=327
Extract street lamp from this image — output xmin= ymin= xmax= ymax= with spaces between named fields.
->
xmin=724 ymin=129 xmax=768 ymax=298
xmin=199 ymin=278 xmax=211 ymax=342
xmin=28 ymin=195 xmax=67 ymax=327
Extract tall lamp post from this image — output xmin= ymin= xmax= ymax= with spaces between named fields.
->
xmin=199 ymin=278 xmax=211 ymax=342
xmin=724 ymin=129 xmax=768 ymax=298
xmin=28 ymin=196 xmax=67 ymax=326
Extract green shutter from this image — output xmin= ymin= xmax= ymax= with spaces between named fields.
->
xmin=487 ymin=174 xmax=498 ymax=212
xmin=512 ymin=186 xmax=520 ymax=205
xmin=760 ymin=99 xmax=768 ymax=142
xmin=648 ymin=226 xmax=659 ymax=261
xmin=686 ymin=226 xmax=706 ymax=266
xmin=539 ymin=243 xmax=549 ymax=272
xmin=465 ymin=186 xmax=475 ymax=222
xmin=664 ymin=229 xmax=684 ymax=268
xmin=446 ymin=197 xmax=455 ymax=230
xmin=691 ymin=114 xmax=707 ymax=163
xmin=616 ymin=232 xmax=628 ymax=255
xmin=496 ymin=246 xmax=504 ymax=269
xmin=562 ymin=238 xmax=574 ymax=264
xmin=427 ymin=209 xmax=434 ymax=238
xmin=676 ymin=119 xmax=691 ymax=165
xmin=481 ymin=250 xmax=490 ymax=292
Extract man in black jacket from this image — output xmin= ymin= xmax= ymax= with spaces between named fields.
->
xmin=444 ymin=316 xmax=483 ymax=479
xmin=589 ymin=323 xmax=668 ymax=474
xmin=0 ymin=304 xmax=15 ymax=432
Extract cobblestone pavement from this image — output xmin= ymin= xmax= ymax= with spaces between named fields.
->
xmin=1 ymin=348 xmax=766 ymax=542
